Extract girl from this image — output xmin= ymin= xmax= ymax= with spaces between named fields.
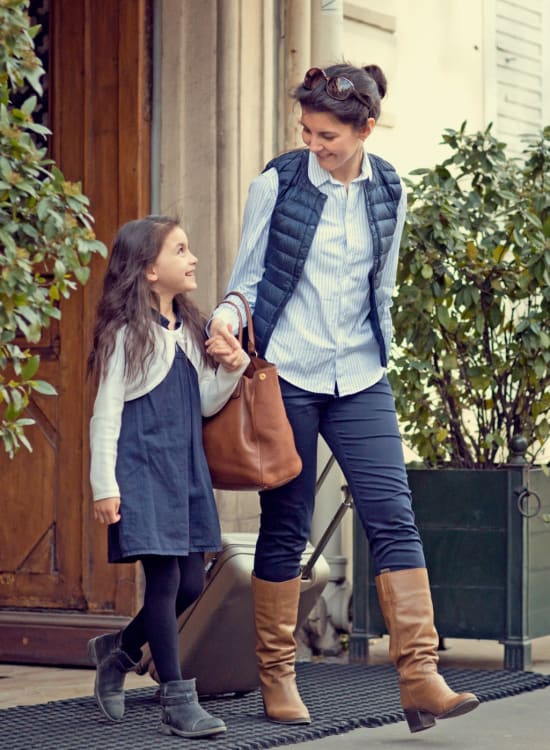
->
xmin=209 ymin=64 xmax=480 ymax=733
xmin=88 ymin=215 xmax=247 ymax=739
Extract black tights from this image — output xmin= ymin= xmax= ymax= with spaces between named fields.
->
xmin=121 ymin=553 xmax=205 ymax=683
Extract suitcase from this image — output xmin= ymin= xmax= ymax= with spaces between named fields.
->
xmin=138 ymin=491 xmax=352 ymax=697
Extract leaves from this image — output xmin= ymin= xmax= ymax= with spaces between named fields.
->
xmin=0 ymin=0 xmax=107 ymax=456
xmin=391 ymin=124 xmax=550 ymax=468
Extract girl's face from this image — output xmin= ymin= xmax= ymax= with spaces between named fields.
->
xmin=146 ymin=226 xmax=198 ymax=297
xmin=299 ymin=107 xmax=375 ymax=179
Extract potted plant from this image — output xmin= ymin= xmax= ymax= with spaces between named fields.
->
xmin=351 ymin=123 xmax=550 ymax=670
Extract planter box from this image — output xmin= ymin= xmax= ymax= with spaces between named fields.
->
xmin=350 ymin=464 xmax=550 ymax=670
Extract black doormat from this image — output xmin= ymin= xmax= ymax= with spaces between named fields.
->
xmin=2 ymin=663 xmax=550 ymax=750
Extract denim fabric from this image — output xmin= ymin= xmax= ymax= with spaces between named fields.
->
xmin=254 ymin=375 xmax=425 ymax=581
xmin=108 ymin=347 xmax=221 ymax=563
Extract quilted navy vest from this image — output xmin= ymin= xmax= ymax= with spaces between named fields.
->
xmin=253 ymin=149 xmax=402 ymax=366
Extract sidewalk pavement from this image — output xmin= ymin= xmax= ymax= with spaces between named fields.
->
xmin=1 ymin=635 xmax=549 ymax=749
xmin=286 ymin=634 xmax=550 ymax=750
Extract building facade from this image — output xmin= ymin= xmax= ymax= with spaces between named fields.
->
xmin=1 ymin=0 xmax=548 ymax=664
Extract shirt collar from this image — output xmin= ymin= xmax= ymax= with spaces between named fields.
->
xmin=157 ymin=307 xmax=183 ymax=330
xmin=308 ymin=141 xmax=373 ymax=187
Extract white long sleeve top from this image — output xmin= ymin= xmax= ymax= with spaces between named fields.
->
xmin=89 ymin=322 xmax=249 ymax=501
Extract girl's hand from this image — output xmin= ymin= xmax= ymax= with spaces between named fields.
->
xmin=206 ymin=324 xmax=247 ymax=372
xmin=93 ymin=497 xmax=121 ymax=525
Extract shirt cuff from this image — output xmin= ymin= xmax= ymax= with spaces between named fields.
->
xmin=206 ymin=306 xmax=241 ymax=336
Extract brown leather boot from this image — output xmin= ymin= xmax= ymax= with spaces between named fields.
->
xmin=376 ymin=568 xmax=479 ymax=733
xmin=252 ymin=574 xmax=311 ymax=724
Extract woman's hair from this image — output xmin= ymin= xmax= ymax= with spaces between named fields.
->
xmin=88 ymin=215 xmax=210 ymax=384
xmin=292 ymin=63 xmax=387 ymax=129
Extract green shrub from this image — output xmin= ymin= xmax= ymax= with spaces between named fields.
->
xmin=389 ymin=123 xmax=550 ymax=467
xmin=0 ymin=0 xmax=107 ymax=456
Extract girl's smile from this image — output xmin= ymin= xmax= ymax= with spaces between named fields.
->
xmin=147 ymin=227 xmax=198 ymax=299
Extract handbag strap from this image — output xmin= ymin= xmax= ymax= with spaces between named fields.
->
xmin=224 ymin=290 xmax=257 ymax=356
xmin=214 ymin=299 xmax=246 ymax=395
xmin=221 ymin=300 xmax=244 ymax=346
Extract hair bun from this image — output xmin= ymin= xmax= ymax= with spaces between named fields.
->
xmin=363 ymin=64 xmax=387 ymax=99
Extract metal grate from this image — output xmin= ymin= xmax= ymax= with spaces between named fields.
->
xmin=1 ymin=663 xmax=549 ymax=750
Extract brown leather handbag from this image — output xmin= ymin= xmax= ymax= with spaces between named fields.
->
xmin=203 ymin=291 xmax=302 ymax=491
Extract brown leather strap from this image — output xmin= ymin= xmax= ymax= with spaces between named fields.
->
xmin=221 ymin=300 xmax=244 ymax=346
xmin=224 ymin=290 xmax=257 ymax=356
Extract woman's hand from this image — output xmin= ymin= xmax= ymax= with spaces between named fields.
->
xmin=206 ymin=323 xmax=247 ymax=372
xmin=93 ymin=497 xmax=121 ymax=525
xmin=208 ymin=316 xmax=232 ymax=338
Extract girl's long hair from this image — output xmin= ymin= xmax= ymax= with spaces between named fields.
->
xmin=88 ymin=215 xmax=210 ymax=384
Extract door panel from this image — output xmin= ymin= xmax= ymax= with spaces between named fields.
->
xmin=0 ymin=0 xmax=151 ymax=663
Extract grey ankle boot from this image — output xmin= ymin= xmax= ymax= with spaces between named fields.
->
xmin=87 ymin=631 xmax=140 ymax=721
xmin=159 ymin=679 xmax=226 ymax=738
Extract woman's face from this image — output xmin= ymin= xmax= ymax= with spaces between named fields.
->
xmin=299 ymin=107 xmax=375 ymax=178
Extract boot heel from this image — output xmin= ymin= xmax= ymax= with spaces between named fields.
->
xmin=403 ymin=708 xmax=436 ymax=733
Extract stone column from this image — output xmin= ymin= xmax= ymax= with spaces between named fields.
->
xmin=156 ymin=0 xmax=281 ymax=531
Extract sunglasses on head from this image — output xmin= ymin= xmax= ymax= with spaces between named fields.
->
xmin=303 ymin=67 xmax=370 ymax=108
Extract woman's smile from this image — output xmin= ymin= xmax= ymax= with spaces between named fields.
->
xmin=300 ymin=107 xmax=373 ymax=184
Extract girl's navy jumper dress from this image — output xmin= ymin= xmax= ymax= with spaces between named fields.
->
xmin=108 ymin=317 xmax=221 ymax=563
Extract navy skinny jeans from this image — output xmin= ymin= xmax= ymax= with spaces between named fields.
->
xmin=254 ymin=375 xmax=425 ymax=582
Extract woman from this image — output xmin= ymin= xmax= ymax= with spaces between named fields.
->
xmin=210 ymin=64 xmax=479 ymax=734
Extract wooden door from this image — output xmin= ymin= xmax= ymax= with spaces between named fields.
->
xmin=0 ymin=0 xmax=151 ymax=665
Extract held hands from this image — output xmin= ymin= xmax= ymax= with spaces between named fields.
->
xmin=93 ymin=497 xmax=121 ymax=525
xmin=206 ymin=321 xmax=247 ymax=372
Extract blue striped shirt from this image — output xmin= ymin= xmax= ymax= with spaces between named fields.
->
xmin=215 ymin=145 xmax=407 ymax=396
